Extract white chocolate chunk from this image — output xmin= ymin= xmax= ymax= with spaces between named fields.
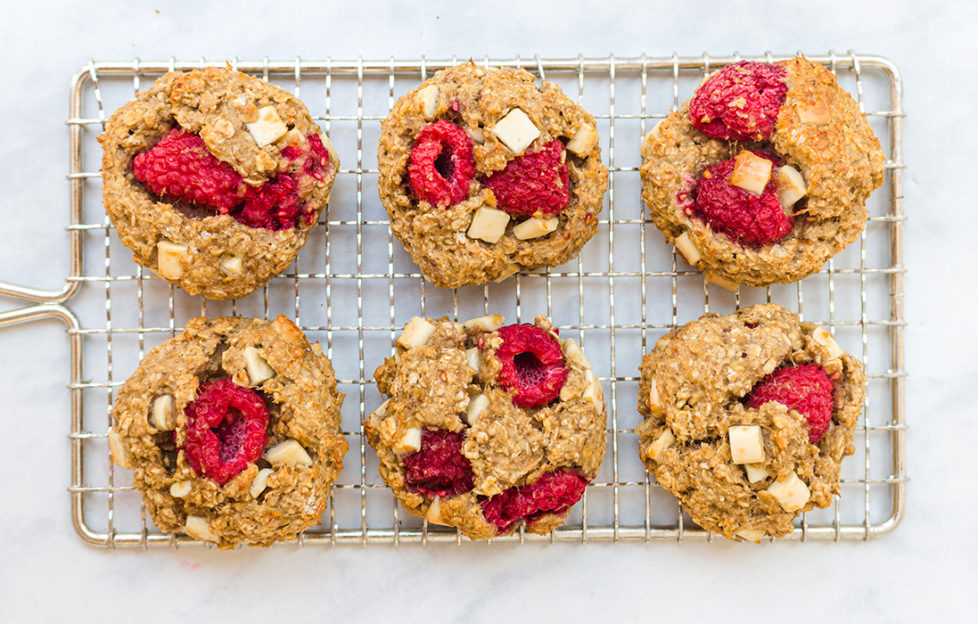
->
xmin=744 ymin=463 xmax=773 ymax=484
xmin=221 ymin=255 xmax=243 ymax=274
xmin=245 ymin=105 xmax=288 ymax=147
xmin=735 ymin=528 xmax=766 ymax=543
xmin=728 ymin=425 xmax=766 ymax=464
xmin=647 ymin=429 xmax=675 ymax=462
xmin=169 ymin=480 xmax=192 ymax=498
xmin=467 ymin=207 xmax=511 ymax=244
xmin=149 ymin=395 xmax=175 ymax=431
xmin=492 ymin=108 xmax=540 ymax=154
xmin=374 ymin=399 xmax=390 ymax=418
xmin=812 ymin=326 xmax=844 ymax=359
xmin=184 ymin=515 xmax=218 ymax=543
xmin=243 ymin=346 xmax=275 ymax=384
xmin=767 ymin=471 xmax=811 ymax=512
xmin=462 ymin=314 xmax=505 ymax=332
xmin=647 ymin=379 xmax=664 ymax=416
xmin=582 ymin=369 xmax=604 ymax=408
xmin=513 ymin=216 xmax=559 ymax=240
xmin=797 ymin=99 xmax=831 ymax=124
xmin=674 ymin=232 xmax=701 ymax=266
xmin=156 ymin=240 xmax=187 ymax=280
xmin=465 ymin=348 xmax=481 ymax=375
xmin=566 ymin=123 xmax=599 ymax=156
xmin=108 ymin=429 xmax=131 ymax=469
xmin=265 ymin=439 xmax=313 ymax=467
xmin=776 ymin=165 xmax=808 ymax=209
xmin=465 ymin=393 xmax=490 ymax=426
xmin=249 ymin=468 xmax=275 ymax=498
xmin=705 ymin=272 xmax=739 ymax=292
xmin=417 ymin=84 xmax=439 ymax=119
xmin=426 ymin=496 xmax=445 ymax=524
xmin=397 ymin=317 xmax=436 ymax=348
xmin=394 ymin=427 xmax=422 ymax=453
xmin=729 ymin=150 xmax=773 ymax=195
xmin=465 ymin=125 xmax=484 ymax=144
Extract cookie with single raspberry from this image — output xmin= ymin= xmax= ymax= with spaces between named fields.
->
xmin=640 ymin=57 xmax=885 ymax=287
xmin=377 ymin=62 xmax=608 ymax=288
xmin=108 ymin=316 xmax=347 ymax=549
xmin=365 ymin=314 xmax=606 ymax=540
xmin=99 ymin=67 xmax=339 ymax=299
xmin=635 ymin=303 xmax=866 ymax=542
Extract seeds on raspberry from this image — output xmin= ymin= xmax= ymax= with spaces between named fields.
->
xmin=480 ymin=469 xmax=589 ymax=533
xmin=483 ymin=140 xmax=571 ymax=217
xmin=182 ymin=378 xmax=270 ymax=485
xmin=407 ymin=120 xmax=476 ymax=207
xmin=691 ymin=152 xmax=794 ymax=247
xmin=746 ymin=363 xmax=834 ymax=444
xmin=495 ymin=323 xmax=569 ymax=408
xmin=402 ymin=429 xmax=475 ymax=497
xmin=689 ymin=61 xmax=788 ymax=141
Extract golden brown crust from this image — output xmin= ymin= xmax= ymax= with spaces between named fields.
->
xmin=635 ymin=304 xmax=866 ymax=541
xmin=639 ymin=57 xmax=885 ymax=286
xmin=365 ymin=315 xmax=606 ymax=540
xmin=110 ymin=315 xmax=346 ymax=548
xmin=98 ymin=68 xmax=339 ymax=299
xmin=377 ymin=62 xmax=608 ymax=288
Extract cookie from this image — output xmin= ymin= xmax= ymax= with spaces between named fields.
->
xmin=99 ymin=67 xmax=340 ymax=299
xmin=365 ymin=314 xmax=606 ymax=539
xmin=108 ymin=315 xmax=347 ymax=548
xmin=635 ymin=303 xmax=866 ymax=541
xmin=377 ymin=62 xmax=608 ymax=288
xmin=640 ymin=57 xmax=885 ymax=287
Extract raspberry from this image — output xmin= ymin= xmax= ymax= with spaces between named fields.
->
xmin=408 ymin=120 xmax=476 ymax=207
xmin=133 ymin=129 xmax=329 ymax=231
xmin=691 ymin=153 xmax=793 ymax=246
xmin=182 ymin=379 xmax=270 ymax=484
xmin=402 ymin=429 xmax=474 ymax=497
xmin=480 ymin=469 xmax=589 ymax=533
xmin=132 ymin=129 xmax=244 ymax=213
xmin=689 ymin=61 xmax=788 ymax=141
xmin=495 ymin=323 xmax=569 ymax=408
xmin=747 ymin=363 xmax=834 ymax=444
xmin=483 ymin=140 xmax=570 ymax=217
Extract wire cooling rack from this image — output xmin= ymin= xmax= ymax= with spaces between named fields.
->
xmin=0 ymin=53 xmax=905 ymax=547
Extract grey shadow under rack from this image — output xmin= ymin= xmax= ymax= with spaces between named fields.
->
xmin=0 ymin=52 xmax=906 ymax=547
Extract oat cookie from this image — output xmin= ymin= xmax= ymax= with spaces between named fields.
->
xmin=640 ymin=57 xmax=884 ymax=287
xmin=377 ymin=62 xmax=608 ymax=288
xmin=99 ymin=67 xmax=339 ymax=299
xmin=635 ymin=303 xmax=866 ymax=541
xmin=108 ymin=315 xmax=347 ymax=548
xmin=365 ymin=314 xmax=606 ymax=539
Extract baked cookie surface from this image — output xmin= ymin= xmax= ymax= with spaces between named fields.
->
xmin=377 ymin=62 xmax=608 ymax=288
xmin=99 ymin=67 xmax=339 ymax=299
xmin=108 ymin=315 xmax=346 ymax=548
xmin=635 ymin=303 xmax=866 ymax=541
xmin=640 ymin=57 xmax=885 ymax=287
xmin=365 ymin=314 xmax=606 ymax=539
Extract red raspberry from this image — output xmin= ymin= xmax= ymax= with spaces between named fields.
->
xmin=495 ymin=323 xmax=569 ymax=408
xmin=182 ymin=379 xmax=270 ymax=485
xmin=402 ymin=429 xmax=474 ymax=497
xmin=689 ymin=61 xmax=788 ymax=141
xmin=132 ymin=129 xmax=245 ymax=213
xmin=133 ymin=129 xmax=329 ymax=231
xmin=480 ymin=469 xmax=589 ymax=533
xmin=408 ymin=120 xmax=476 ymax=207
xmin=691 ymin=152 xmax=793 ymax=246
xmin=747 ymin=363 xmax=835 ymax=444
xmin=483 ymin=140 xmax=570 ymax=217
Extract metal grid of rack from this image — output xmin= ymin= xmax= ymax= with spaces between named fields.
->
xmin=0 ymin=52 xmax=906 ymax=546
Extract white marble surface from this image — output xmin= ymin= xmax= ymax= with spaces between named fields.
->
xmin=0 ymin=1 xmax=975 ymax=621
